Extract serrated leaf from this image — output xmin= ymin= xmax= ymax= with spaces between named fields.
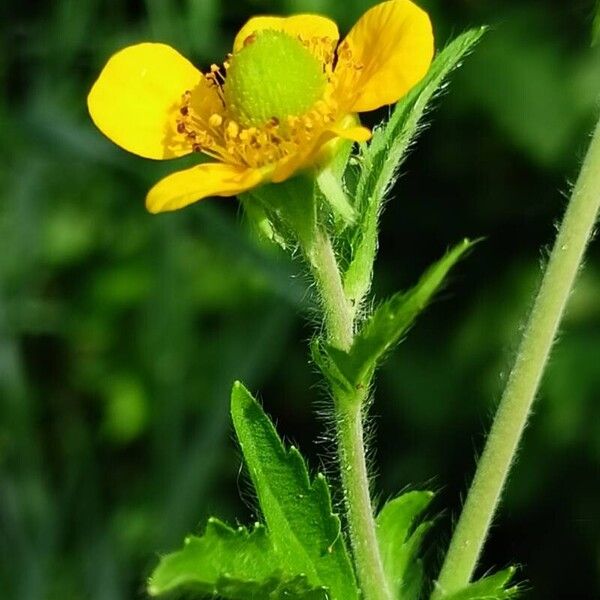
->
xmin=327 ymin=239 xmax=475 ymax=391
xmin=344 ymin=27 xmax=487 ymax=308
xmin=231 ymin=382 xmax=359 ymax=600
xmin=149 ymin=518 xmax=327 ymax=599
xmin=440 ymin=567 xmax=520 ymax=600
xmin=376 ymin=491 xmax=434 ymax=600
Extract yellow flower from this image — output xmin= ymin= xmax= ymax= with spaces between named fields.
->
xmin=87 ymin=0 xmax=433 ymax=213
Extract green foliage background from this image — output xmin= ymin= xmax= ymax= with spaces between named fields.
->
xmin=1 ymin=1 xmax=599 ymax=598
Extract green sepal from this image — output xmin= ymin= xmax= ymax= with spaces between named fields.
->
xmin=376 ymin=491 xmax=435 ymax=600
xmin=439 ymin=567 xmax=520 ymax=600
xmin=240 ymin=195 xmax=288 ymax=249
xmin=241 ymin=175 xmax=317 ymax=250
xmin=148 ymin=518 xmax=327 ymax=599
xmin=344 ymin=27 xmax=487 ymax=309
xmin=319 ymin=239 xmax=476 ymax=396
xmin=316 ymin=168 xmax=357 ymax=227
xmin=231 ymin=382 xmax=359 ymax=600
xmin=328 ymin=136 xmax=354 ymax=181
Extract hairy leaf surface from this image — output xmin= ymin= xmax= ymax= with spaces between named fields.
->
xmin=440 ymin=568 xmax=520 ymax=600
xmin=376 ymin=491 xmax=434 ymax=600
xmin=322 ymin=239 xmax=475 ymax=393
xmin=344 ymin=28 xmax=487 ymax=307
xmin=149 ymin=519 xmax=327 ymax=599
xmin=231 ymin=382 xmax=359 ymax=599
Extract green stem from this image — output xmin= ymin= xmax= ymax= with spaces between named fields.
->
xmin=433 ymin=117 xmax=600 ymax=598
xmin=308 ymin=228 xmax=354 ymax=351
xmin=336 ymin=399 xmax=391 ymax=600
xmin=307 ymin=228 xmax=392 ymax=600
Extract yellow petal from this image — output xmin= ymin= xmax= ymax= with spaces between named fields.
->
xmin=88 ymin=43 xmax=213 ymax=159
xmin=233 ymin=14 xmax=339 ymax=53
xmin=341 ymin=0 xmax=434 ymax=112
xmin=146 ymin=163 xmax=264 ymax=213
xmin=330 ymin=124 xmax=372 ymax=143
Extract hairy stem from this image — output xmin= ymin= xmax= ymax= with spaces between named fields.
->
xmin=307 ymin=228 xmax=392 ymax=600
xmin=433 ymin=116 xmax=600 ymax=597
xmin=308 ymin=229 xmax=354 ymax=351
xmin=336 ymin=398 xmax=390 ymax=600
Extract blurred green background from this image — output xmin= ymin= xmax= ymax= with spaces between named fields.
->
xmin=1 ymin=1 xmax=599 ymax=598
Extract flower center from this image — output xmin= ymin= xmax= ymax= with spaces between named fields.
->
xmin=224 ymin=30 xmax=327 ymax=127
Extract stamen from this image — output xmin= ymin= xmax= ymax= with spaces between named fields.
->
xmin=227 ymin=121 xmax=239 ymax=139
xmin=173 ymin=32 xmax=359 ymax=171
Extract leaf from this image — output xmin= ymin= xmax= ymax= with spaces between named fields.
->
xmin=231 ymin=382 xmax=359 ymax=600
xmin=441 ymin=567 xmax=520 ymax=600
xmin=376 ymin=491 xmax=435 ymax=600
xmin=148 ymin=518 xmax=327 ymax=599
xmin=324 ymin=239 xmax=476 ymax=392
xmin=310 ymin=337 xmax=355 ymax=398
xmin=344 ymin=27 xmax=487 ymax=308
xmin=149 ymin=384 xmax=359 ymax=599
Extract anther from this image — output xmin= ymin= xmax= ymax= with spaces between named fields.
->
xmin=226 ymin=121 xmax=239 ymax=138
xmin=209 ymin=114 xmax=223 ymax=128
